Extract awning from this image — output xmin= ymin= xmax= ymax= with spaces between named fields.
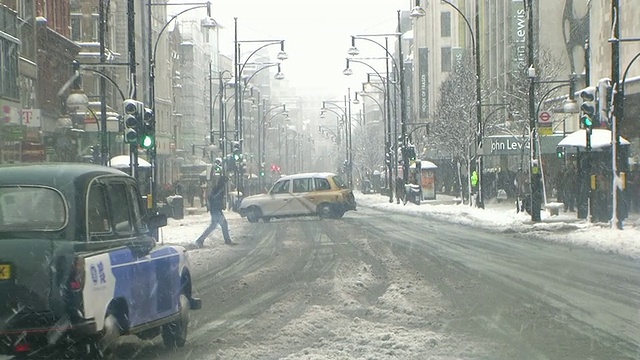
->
xmin=557 ymin=129 xmax=630 ymax=149
xmin=410 ymin=160 xmax=438 ymax=169
xmin=109 ymin=155 xmax=152 ymax=168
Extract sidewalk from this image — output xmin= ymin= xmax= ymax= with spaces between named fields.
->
xmin=356 ymin=191 xmax=640 ymax=258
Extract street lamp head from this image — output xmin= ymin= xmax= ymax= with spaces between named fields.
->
xmin=352 ymin=92 xmax=360 ymax=105
xmin=277 ymin=40 xmax=288 ymax=60
xmin=342 ymin=58 xmax=353 ymax=76
xmin=274 ymin=63 xmax=285 ymax=80
xmin=277 ymin=50 xmax=289 ymax=61
xmin=410 ymin=0 xmax=426 ymax=18
xmin=348 ymin=36 xmax=360 ymax=56
xmin=66 ymin=90 xmax=89 ymax=114
xmin=410 ymin=7 xmax=426 ymax=18
xmin=201 ymin=17 xmax=218 ymax=29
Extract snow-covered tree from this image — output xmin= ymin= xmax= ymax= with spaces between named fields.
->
xmin=352 ymin=121 xmax=384 ymax=180
xmin=429 ymin=53 xmax=477 ymax=198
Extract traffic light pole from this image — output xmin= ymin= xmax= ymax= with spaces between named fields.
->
xmin=127 ymin=0 xmax=138 ymax=179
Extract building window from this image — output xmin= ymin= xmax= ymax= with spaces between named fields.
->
xmin=91 ymin=13 xmax=99 ymax=41
xmin=0 ymin=39 xmax=20 ymax=99
xmin=441 ymin=12 xmax=451 ymax=37
xmin=441 ymin=47 xmax=452 ymax=72
xmin=70 ymin=13 xmax=81 ymax=41
xmin=70 ymin=13 xmax=99 ymax=42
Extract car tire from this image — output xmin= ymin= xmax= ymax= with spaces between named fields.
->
xmin=246 ymin=206 xmax=262 ymax=223
xmin=81 ymin=313 xmax=121 ymax=359
xmin=162 ymin=293 xmax=190 ymax=348
xmin=317 ymin=203 xmax=333 ymax=219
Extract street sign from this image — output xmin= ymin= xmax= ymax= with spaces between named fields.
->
xmin=539 ymin=127 xmax=553 ymax=135
xmin=539 ymin=111 xmax=551 ymax=123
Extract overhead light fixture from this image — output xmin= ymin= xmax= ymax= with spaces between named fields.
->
xmin=342 ymin=59 xmax=353 ymax=76
xmin=348 ymin=36 xmax=360 ymax=56
xmin=277 ymin=40 xmax=288 ymax=61
xmin=352 ymin=92 xmax=360 ymax=105
xmin=201 ymin=17 xmax=218 ymax=28
xmin=274 ymin=63 xmax=285 ymax=80
xmin=411 ymin=0 xmax=426 ymax=18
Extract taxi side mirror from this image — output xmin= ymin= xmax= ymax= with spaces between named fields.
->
xmin=147 ymin=213 xmax=168 ymax=228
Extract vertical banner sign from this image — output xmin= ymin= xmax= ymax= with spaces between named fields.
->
xmin=452 ymin=47 xmax=464 ymax=68
xmin=404 ymin=60 xmax=413 ymax=122
xmin=418 ymin=47 xmax=429 ymax=119
xmin=511 ymin=0 xmax=526 ymax=73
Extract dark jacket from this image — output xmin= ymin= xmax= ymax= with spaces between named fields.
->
xmin=208 ymin=177 xmax=227 ymax=211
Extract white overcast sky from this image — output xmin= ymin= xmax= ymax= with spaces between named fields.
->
xmin=170 ymin=0 xmax=409 ymax=97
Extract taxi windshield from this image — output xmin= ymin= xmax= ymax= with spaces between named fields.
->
xmin=332 ymin=176 xmax=348 ymax=189
xmin=0 ymin=186 xmax=67 ymax=232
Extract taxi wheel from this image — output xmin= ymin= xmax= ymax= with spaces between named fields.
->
xmin=317 ymin=203 xmax=333 ymax=219
xmin=246 ymin=206 xmax=262 ymax=223
xmin=162 ymin=293 xmax=190 ymax=348
xmin=82 ymin=313 xmax=120 ymax=359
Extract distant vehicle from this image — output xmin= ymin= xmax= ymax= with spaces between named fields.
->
xmin=238 ymin=172 xmax=357 ymax=222
xmin=0 ymin=163 xmax=201 ymax=358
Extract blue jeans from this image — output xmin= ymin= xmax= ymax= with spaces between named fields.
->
xmin=196 ymin=210 xmax=231 ymax=244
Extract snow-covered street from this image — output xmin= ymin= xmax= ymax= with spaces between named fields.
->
xmin=112 ymin=194 xmax=640 ymax=360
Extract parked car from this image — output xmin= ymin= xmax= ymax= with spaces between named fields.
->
xmin=0 ymin=163 xmax=201 ymax=358
xmin=238 ymin=172 xmax=357 ymax=222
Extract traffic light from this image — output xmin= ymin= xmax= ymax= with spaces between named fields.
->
xmin=259 ymin=162 xmax=265 ymax=177
xmin=385 ymin=151 xmax=391 ymax=165
xmin=123 ymin=99 xmax=144 ymax=144
xmin=579 ymin=86 xmax=598 ymax=131
xmin=214 ymin=158 xmax=223 ymax=174
xmin=407 ymin=145 xmax=417 ymax=161
xmin=598 ymin=78 xmax=612 ymax=128
xmin=139 ymin=108 xmax=155 ymax=149
xmin=556 ymin=146 xmax=565 ymax=159
xmin=232 ymin=141 xmax=241 ymax=161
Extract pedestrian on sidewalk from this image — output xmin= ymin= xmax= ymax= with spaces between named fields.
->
xmin=195 ymin=175 xmax=233 ymax=247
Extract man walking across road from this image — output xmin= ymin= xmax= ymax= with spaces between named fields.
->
xmin=195 ymin=175 xmax=233 ymax=247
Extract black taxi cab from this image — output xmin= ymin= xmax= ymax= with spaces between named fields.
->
xmin=0 ymin=163 xmax=201 ymax=358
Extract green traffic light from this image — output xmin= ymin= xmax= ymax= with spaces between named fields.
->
xmin=140 ymin=135 xmax=154 ymax=149
xmin=582 ymin=115 xmax=593 ymax=127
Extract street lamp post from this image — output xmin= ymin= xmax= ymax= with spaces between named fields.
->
xmin=320 ymin=106 xmax=348 ymax=175
xmin=233 ymin=17 xmax=287 ymax=197
xmin=526 ymin=0 xmax=542 ymax=221
xmin=147 ymin=1 xmax=215 ymax=213
xmin=261 ymin=103 xmax=287 ymax=185
xmin=348 ymin=36 xmax=399 ymax=201
xmin=396 ymin=10 xmax=409 ymax=186
xmin=322 ymin=100 xmax=352 ymax=186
